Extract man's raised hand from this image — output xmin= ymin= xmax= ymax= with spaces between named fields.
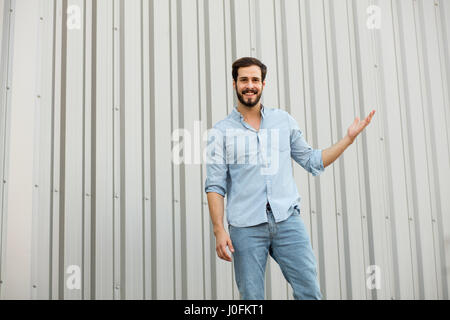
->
xmin=347 ymin=110 xmax=376 ymax=143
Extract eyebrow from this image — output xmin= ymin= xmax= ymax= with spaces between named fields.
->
xmin=239 ymin=76 xmax=261 ymax=80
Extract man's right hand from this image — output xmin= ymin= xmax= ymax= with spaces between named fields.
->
xmin=214 ymin=229 xmax=234 ymax=262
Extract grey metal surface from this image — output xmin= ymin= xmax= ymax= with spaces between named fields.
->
xmin=0 ymin=0 xmax=449 ymax=300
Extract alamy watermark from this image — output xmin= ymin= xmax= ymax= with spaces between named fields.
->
xmin=367 ymin=5 xmax=381 ymax=30
xmin=66 ymin=265 xmax=81 ymax=290
xmin=172 ymin=121 xmax=281 ymax=175
xmin=67 ymin=5 xmax=81 ymax=30
xmin=366 ymin=265 xmax=381 ymax=290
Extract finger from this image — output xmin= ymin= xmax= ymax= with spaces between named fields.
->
xmin=363 ymin=111 xmax=375 ymax=126
xmin=227 ymin=239 xmax=235 ymax=253
xmin=221 ymin=245 xmax=231 ymax=261
xmin=217 ymin=245 xmax=226 ymax=260
xmin=217 ymin=245 xmax=228 ymax=260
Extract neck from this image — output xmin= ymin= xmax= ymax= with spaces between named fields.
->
xmin=237 ymin=103 xmax=262 ymax=119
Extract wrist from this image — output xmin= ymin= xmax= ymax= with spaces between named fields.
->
xmin=344 ymin=134 xmax=355 ymax=145
xmin=213 ymin=225 xmax=226 ymax=235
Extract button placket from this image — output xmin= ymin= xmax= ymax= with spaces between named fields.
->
xmin=258 ymin=130 xmax=269 ymax=167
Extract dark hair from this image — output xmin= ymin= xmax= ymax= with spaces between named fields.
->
xmin=232 ymin=57 xmax=267 ymax=83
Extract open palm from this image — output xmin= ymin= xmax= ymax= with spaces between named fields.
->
xmin=347 ymin=110 xmax=376 ymax=142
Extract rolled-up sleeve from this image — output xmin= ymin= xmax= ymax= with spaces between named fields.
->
xmin=288 ymin=113 xmax=324 ymax=176
xmin=205 ymin=127 xmax=228 ymax=196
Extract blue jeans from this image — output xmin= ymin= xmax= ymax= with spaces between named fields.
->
xmin=229 ymin=205 xmax=322 ymax=300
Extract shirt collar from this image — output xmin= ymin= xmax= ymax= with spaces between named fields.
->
xmin=232 ymin=104 xmax=265 ymax=120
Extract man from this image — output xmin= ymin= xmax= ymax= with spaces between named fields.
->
xmin=204 ymin=57 xmax=375 ymax=300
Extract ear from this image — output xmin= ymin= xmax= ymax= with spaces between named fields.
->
xmin=233 ymin=80 xmax=236 ymax=89
xmin=262 ymin=80 xmax=266 ymax=88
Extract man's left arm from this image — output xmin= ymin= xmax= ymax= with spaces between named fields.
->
xmin=322 ymin=110 xmax=376 ymax=168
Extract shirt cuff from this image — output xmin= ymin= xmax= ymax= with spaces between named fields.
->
xmin=310 ymin=149 xmax=325 ymax=176
xmin=205 ymin=185 xmax=226 ymax=197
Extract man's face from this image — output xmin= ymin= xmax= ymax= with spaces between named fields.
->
xmin=233 ymin=65 xmax=265 ymax=108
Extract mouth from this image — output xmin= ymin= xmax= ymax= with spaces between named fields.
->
xmin=243 ymin=91 xmax=257 ymax=97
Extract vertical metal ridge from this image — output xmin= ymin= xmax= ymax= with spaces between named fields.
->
xmin=112 ymin=0 xmax=117 ymax=299
xmin=323 ymin=0 xmax=344 ymax=299
xmin=51 ymin=0 xmax=63 ymax=300
xmin=222 ymin=0 xmax=232 ymax=115
xmin=388 ymin=0 xmax=408 ymax=300
xmin=339 ymin=0 xmax=353 ymax=298
xmin=416 ymin=0 xmax=444 ymax=299
xmin=248 ymin=0 xmax=252 ymax=57
xmin=342 ymin=0 xmax=366 ymax=299
xmin=375 ymin=0 xmax=402 ymax=301
xmin=202 ymin=0 xmax=217 ymax=300
xmin=272 ymin=0 xmax=280 ymax=109
xmin=302 ymin=0 xmax=327 ymax=298
xmin=119 ymin=0 xmax=126 ymax=299
xmin=350 ymin=0 xmax=375 ymax=300
xmin=253 ymin=0 xmax=261 ymax=60
xmin=394 ymin=0 xmax=419 ymax=299
xmin=223 ymin=0 xmax=236 ymax=299
xmin=229 ymin=0 xmax=236 ymax=61
xmin=49 ymin=0 xmax=57 ymax=300
xmin=345 ymin=3 xmax=368 ymax=300
xmin=0 ymin=0 xmax=15 ymax=299
xmin=411 ymin=0 xmax=428 ymax=299
xmin=430 ymin=0 xmax=450 ymax=300
xmin=30 ymin=0 xmax=40 ymax=299
xmin=325 ymin=0 xmax=346 ymax=299
xmin=168 ymin=0 xmax=178 ymax=300
xmin=412 ymin=0 xmax=439 ymax=298
xmin=112 ymin=0 xmax=123 ymax=300
xmin=279 ymin=0 xmax=290 ymax=113
xmin=438 ymin=1 xmax=450 ymax=166
xmin=170 ymin=0 xmax=183 ymax=300
xmin=369 ymin=0 xmax=396 ymax=300
xmin=139 ymin=0 xmax=145 ymax=300
xmin=58 ymin=0 xmax=68 ymax=300
xmin=435 ymin=0 xmax=450 ymax=300
xmin=195 ymin=0 xmax=206 ymax=299
xmin=148 ymin=0 xmax=157 ymax=300
xmin=175 ymin=0 xmax=187 ymax=299
xmin=297 ymin=0 xmax=313 ymax=258
xmin=82 ymin=0 xmax=87 ymax=300
xmin=90 ymin=0 xmax=97 ymax=300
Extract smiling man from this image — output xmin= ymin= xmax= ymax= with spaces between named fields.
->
xmin=205 ymin=57 xmax=375 ymax=300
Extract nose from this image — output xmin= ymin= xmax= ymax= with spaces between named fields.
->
xmin=245 ymin=81 xmax=257 ymax=91
xmin=249 ymin=79 xmax=258 ymax=87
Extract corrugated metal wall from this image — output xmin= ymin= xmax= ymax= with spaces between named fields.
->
xmin=0 ymin=0 xmax=449 ymax=300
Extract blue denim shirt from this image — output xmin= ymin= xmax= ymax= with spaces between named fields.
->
xmin=205 ymin=106 xmax=324 ymax=227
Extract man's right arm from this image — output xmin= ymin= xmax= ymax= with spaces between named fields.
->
xmin=205 ymin=127 xmax=234 ymax=262
xmin=207 ymin=192 xmax=234 ymax=262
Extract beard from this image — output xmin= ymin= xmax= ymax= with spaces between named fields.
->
xmin=236 ymin=88 xmax=262 ymax=107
